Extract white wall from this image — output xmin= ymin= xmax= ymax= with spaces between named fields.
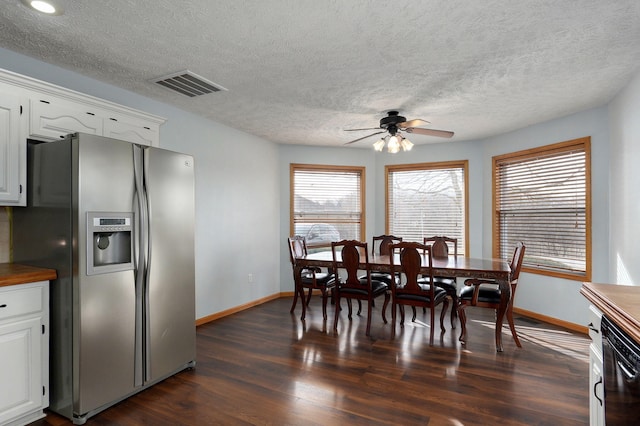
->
xmin=0 ymin=48 xmax=281 ymax=320
xmin=609 ymin=71 xmax=640 ymax=285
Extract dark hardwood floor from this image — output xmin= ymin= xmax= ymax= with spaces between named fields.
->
xmin=34 ymin=297 xmax=590 ymax=425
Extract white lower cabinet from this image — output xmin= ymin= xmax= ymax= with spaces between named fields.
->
xmin=588 ymin=305 xmax=604 ymax=426
xmin=0 ymin=281 xmax=49 ymax=426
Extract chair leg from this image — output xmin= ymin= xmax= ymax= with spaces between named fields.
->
xmin=449 ymin=293 xmax=458 ymax=329
xmin=357 ymin=300 xmax=362 ymax=315
xmin=365 ymin=299 xmax=373 ymax=336
xmin=290 ymin=284 xmax=300 ymax=314
xmin=333 ymin=295 xmax=341 ymax=332
xmin=411 ymin=306 xmax=417 ymax=322
xmin=347 ymin=299 xmax=353 ymax=319
xmin=506 ymin=307 xmax=522 ymax=347
xmin=429 ymin=304 xmax=435 ymax=345
xmin=321 ymin=289 xmax=328 ymax=320
xmin=391 ymin=303 xmax=397 ymax=336
xmin=439 ymin=299 xmax=449 ymax=334
xmin=305 ymin=288 xmax=313 ymax=306
xmin=458 ymin=304 xmax=467 ymax=344
xmin=381 ymin=293 xmax=390 ymax=324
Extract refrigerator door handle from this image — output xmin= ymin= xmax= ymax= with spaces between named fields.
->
xmin=142 ymin=146 xmax=154 ymax=382
xmin=133 ymin=144 xmax=149 ymax=387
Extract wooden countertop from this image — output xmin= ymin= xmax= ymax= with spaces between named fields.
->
xmin=0 ymin=263 xmax=57 ymax=287
xmin=581 ymin=282 xmax=640 ymax=343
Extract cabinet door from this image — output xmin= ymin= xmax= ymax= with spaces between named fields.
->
xmin=29 ymin=97 xmax=103 ymax=141
xmin=0 ymin=93 xmax=25 ymax=206
xmin=589 ymin=343 xmax=605 ymax=426
xmin=103 ymin=116 xmax=158 ymax=146
xmin=0 ymin=316 xmax=43 ymax=425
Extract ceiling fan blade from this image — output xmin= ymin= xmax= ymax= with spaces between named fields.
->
xmin=406 ymin=127 xmax=454 ymax=138
xmin=344 ymin=131 xmax=385 ymax=145
xmin=399 ymin=119 xmax=429 ymax=129
xmin=344 ymin=127 xmax=381 ymax=132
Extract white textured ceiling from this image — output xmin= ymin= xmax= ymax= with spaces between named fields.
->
xmin=1 ymin=1 xmax=639 ymax=148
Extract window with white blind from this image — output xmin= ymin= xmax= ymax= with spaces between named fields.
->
xmin=493 ymin=137 xmax=591 ymax=280
xmin=290 ymin=164 xmax=364 ymax=249
xmin=386 ymin=161 xmax=468 ymax=254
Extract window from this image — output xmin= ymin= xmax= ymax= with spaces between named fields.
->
xmin=493 ymin=137 xmax=591 ymax=280
xmin=290 ymin=164 xmax=364 ymax=249
xmin=386 ymin=161 xmax=468 ymax=254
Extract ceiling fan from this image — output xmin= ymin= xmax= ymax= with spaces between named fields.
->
xmin=344 ymin=111 xmax=454 ymax=152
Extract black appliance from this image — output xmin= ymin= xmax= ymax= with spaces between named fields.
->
xmin=601 ymin=315 xmax=640 ymax=425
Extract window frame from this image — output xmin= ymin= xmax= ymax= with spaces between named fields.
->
xmin=290 ymin=163 xmax=365 ymax=248
xmin=492 ymin=137 xmax=592 ymax=281
xmin=385 ymin=160 xmax=469 ymax=255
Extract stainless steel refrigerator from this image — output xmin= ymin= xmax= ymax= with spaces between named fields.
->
xmin=13 ymin=133 xmax=196 ymax=425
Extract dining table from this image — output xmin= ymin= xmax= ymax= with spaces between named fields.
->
xmin=293 ymin=250 xmax=512 ymax=352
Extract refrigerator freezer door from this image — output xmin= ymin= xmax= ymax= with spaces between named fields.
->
xmin=144 ymin=147 xmax=196 ymax=383
xmin=74 ymin=135 xmax=138 ymax=415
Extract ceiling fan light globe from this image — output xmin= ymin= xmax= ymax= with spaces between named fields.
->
xmin=387 ymin=135 xmax=400 ymax=152
xmin=401 ymin=138 xmax=413 ymax=151
xmin=373 ymin=139 xmax=385 ymax=151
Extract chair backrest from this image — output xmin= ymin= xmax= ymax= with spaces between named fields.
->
xmin=332 ymin=239 xmax=370 ymax=289
xmin=423 ymin=236 xmax=458 ymax=258
xmin=509 ymin=241 xmax=526 ymax=284
xmin=288 ymin=235 xmax=308 ymax=265
xmin=372 ymin=234 xmax=402 ymax=256
xmin=389 ymin=241 xmax=434 ymax=297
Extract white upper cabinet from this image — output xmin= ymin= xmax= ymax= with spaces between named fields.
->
xmin=0 ymin=68 xmax=166 ymax=206
xmin=103 ymin=114 xmax=159 ymax=146
xmin=0 ymin=92 xmax=27 ymax=206
xmin=29 ymin=97 xmax=103 ymax=140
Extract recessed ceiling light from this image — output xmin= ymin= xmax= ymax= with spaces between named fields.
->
xmin=20 ymin=0 xmax=64 ymax=15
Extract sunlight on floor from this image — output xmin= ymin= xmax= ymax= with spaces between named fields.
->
xmin=472 ymin=319 xmax=590 ymax=362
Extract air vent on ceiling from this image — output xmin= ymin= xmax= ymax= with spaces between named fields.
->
xmin=152 ymin=70 xmax=227 ymax=97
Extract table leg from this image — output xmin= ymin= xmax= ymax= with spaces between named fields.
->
xmin=495 ymin=278 xmax=511 ymax=352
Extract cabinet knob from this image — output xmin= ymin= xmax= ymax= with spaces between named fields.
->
xmin=588 ymin=322 xmax=599 ymax=333
xmin=0 ymin=304 xmax=6 ymax=308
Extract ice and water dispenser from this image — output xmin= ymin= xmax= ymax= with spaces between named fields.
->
xmin=86 ymin=212 xmax=134 ymax=275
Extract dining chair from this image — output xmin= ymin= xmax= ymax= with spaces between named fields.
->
xmin=369 ymin=234 xmax=403 ymax=285
xmin=457 ymin=241 xmax=526 ymax=347
xmin=389 ymin=241 xmax=449 ymax=345
xmin=288 ymin=236 xmax=335 ymax=320
xmin=421 ymin=236 xmax=459 ymax=328
xmin=331 ymin=240 xmax=390 ymax=336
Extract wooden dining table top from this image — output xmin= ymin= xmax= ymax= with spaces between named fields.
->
xmin=299 ymin=251 xmax=511 ymax=280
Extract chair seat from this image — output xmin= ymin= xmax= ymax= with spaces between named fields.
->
xmin=366 ymin=272 xmax=400 ymax=286
xmin=369 ymin=271 xmax=393 ymax=283
xmin=340 ymin=279 xmax=388 ymax=297
xmin=418 ymin=276 xmax=456 ymax=292
xmin=300 ymin=271 xmax=335 ymax=286
xmin=396 ymin=283 xmax=447 ymax=303
xmin=459 ymin=283 xmax=500 ymax=304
